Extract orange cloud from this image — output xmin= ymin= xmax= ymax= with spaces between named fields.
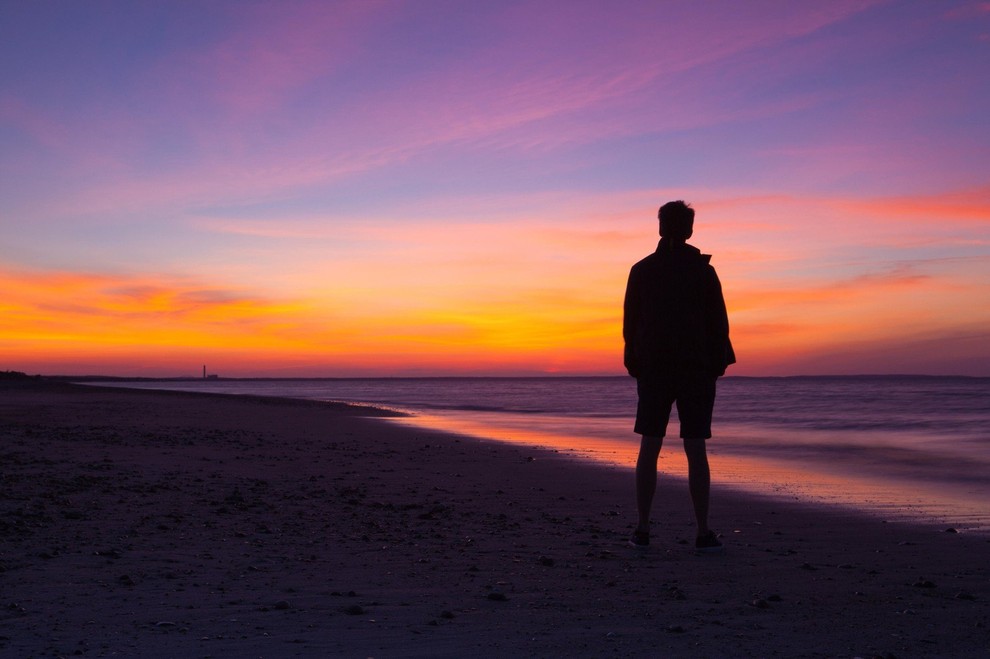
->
xmin=4 ymin=184 xmax=988 ymax=377
xmin=0 ymin=269 xmax=309 ymax=350
xmin=728 ymin=259 xmax=990 ymax=373
xmin=0 ymin=263 xmax=623 ymax=376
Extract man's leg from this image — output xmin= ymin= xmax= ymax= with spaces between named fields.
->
xmin=682 ymin=438 xmax=711 ymax=537
xmin=635 ymin=435 xmax=663 ymax=534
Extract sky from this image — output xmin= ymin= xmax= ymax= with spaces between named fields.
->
xmin=1 ymin=0 xmax=988 ymax=377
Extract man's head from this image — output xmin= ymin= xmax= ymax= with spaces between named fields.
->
xmin=658 ymin=200 xmax=694 ymax=242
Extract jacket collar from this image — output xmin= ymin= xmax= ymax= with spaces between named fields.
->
xmin=655 ymin=239 xmax=711 ymax=263
xmin=656 ymin=238 xmax=701 ymax=255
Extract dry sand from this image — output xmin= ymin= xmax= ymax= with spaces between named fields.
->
xmin=1 ymin=381 xmax=987 ymax=658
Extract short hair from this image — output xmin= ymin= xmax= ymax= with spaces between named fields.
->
xmin=658 ymin=200 xmax=694 ymax=241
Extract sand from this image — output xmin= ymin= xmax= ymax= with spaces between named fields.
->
xmin=1 ymin=380 xmax=987 ymax=658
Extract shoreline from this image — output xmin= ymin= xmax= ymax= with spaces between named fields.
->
xmin=2 ymin=382 xmax=988 ymax=656
xmin=74 ymin=376 xmax=990 ymax=533
xmin=389 ymin=410 xmax=990 ymax=534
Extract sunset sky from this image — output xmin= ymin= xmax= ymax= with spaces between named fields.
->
xmin=2 ymin=1 xmax=988 ymax=377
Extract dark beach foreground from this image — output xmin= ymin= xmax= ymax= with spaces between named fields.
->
xmin=1 ymin=382 xmax=987 ymax=657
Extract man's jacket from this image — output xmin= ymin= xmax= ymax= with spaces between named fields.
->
xmin=623 ymin=239 xmax=735 ymax=378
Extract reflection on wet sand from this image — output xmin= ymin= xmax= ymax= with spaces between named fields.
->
xmin=390 ymin=411 xmax=990 ymax=532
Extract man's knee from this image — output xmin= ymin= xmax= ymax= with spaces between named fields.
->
xmin=682 ymin=437 xmax=708 ymax=462
xmin=638 ymin=435 xmax=663 ymax=460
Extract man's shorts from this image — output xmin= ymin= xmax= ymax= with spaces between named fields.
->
xmin=634 ymin=371 xmax=717 ymax=440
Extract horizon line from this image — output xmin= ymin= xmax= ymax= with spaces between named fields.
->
xmin=21 ymin=372 xmax=990 ymax=381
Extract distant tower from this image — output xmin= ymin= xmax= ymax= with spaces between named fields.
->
xmin=203 ymin=365 xmax=206 ymax=379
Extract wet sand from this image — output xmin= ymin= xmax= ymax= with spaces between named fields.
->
xmin=1 ymin=381 xmax=988 ymax=657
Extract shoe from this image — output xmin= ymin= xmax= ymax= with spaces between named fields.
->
xmin=629 ymin=530 xmax=650 ymax=549
xmin=695 ymin=530 xmax=723 ymax=553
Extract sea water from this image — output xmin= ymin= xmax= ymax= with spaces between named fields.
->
xmin=93 ymin=376 xmax=990 ymax=531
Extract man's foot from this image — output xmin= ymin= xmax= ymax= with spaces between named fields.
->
xmin=695 ymin=530 xmax=723 ymax=553
xmin=629 ymin=529 xmax=650 ymax=549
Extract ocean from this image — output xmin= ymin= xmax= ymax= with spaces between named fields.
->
xmin=92 ymin=376 xmax=990 ymax=531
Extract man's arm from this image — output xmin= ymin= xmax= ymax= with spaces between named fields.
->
xmin=707 ymin=267 xmax=735 ymax=376
xmin=623 ymin=266 xmax=641 ymax=378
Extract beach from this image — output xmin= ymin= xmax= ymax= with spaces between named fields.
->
xmin=1 ymin=382 xmax=988 ymax=658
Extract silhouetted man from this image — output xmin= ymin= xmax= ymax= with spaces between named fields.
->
xmin=623 ymin=200 xmax=734 ymax=552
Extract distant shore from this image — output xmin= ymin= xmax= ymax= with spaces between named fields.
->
xmin=1 ymin=381 xmax=987 ymax=657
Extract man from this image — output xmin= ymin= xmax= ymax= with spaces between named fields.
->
xmin=623 ymin=200 xmax=734 ymax=552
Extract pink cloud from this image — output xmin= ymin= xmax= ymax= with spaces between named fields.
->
xmin=0 ymin=95 xmax=70 ymax=150
xmin=10 ymin=1 xmax=903 ymax=224
xmin=780 ymin=327 xmax=990 ymax=376
xmin=842 ymin=187 xmax=990 ymax=224
xmin=945 ymin=2 xmax=990 ymax=19
xmin=336 ymin=1 xmax=883 ymax=155
xmin=155 ymin=2 xmax=389 ymax=117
